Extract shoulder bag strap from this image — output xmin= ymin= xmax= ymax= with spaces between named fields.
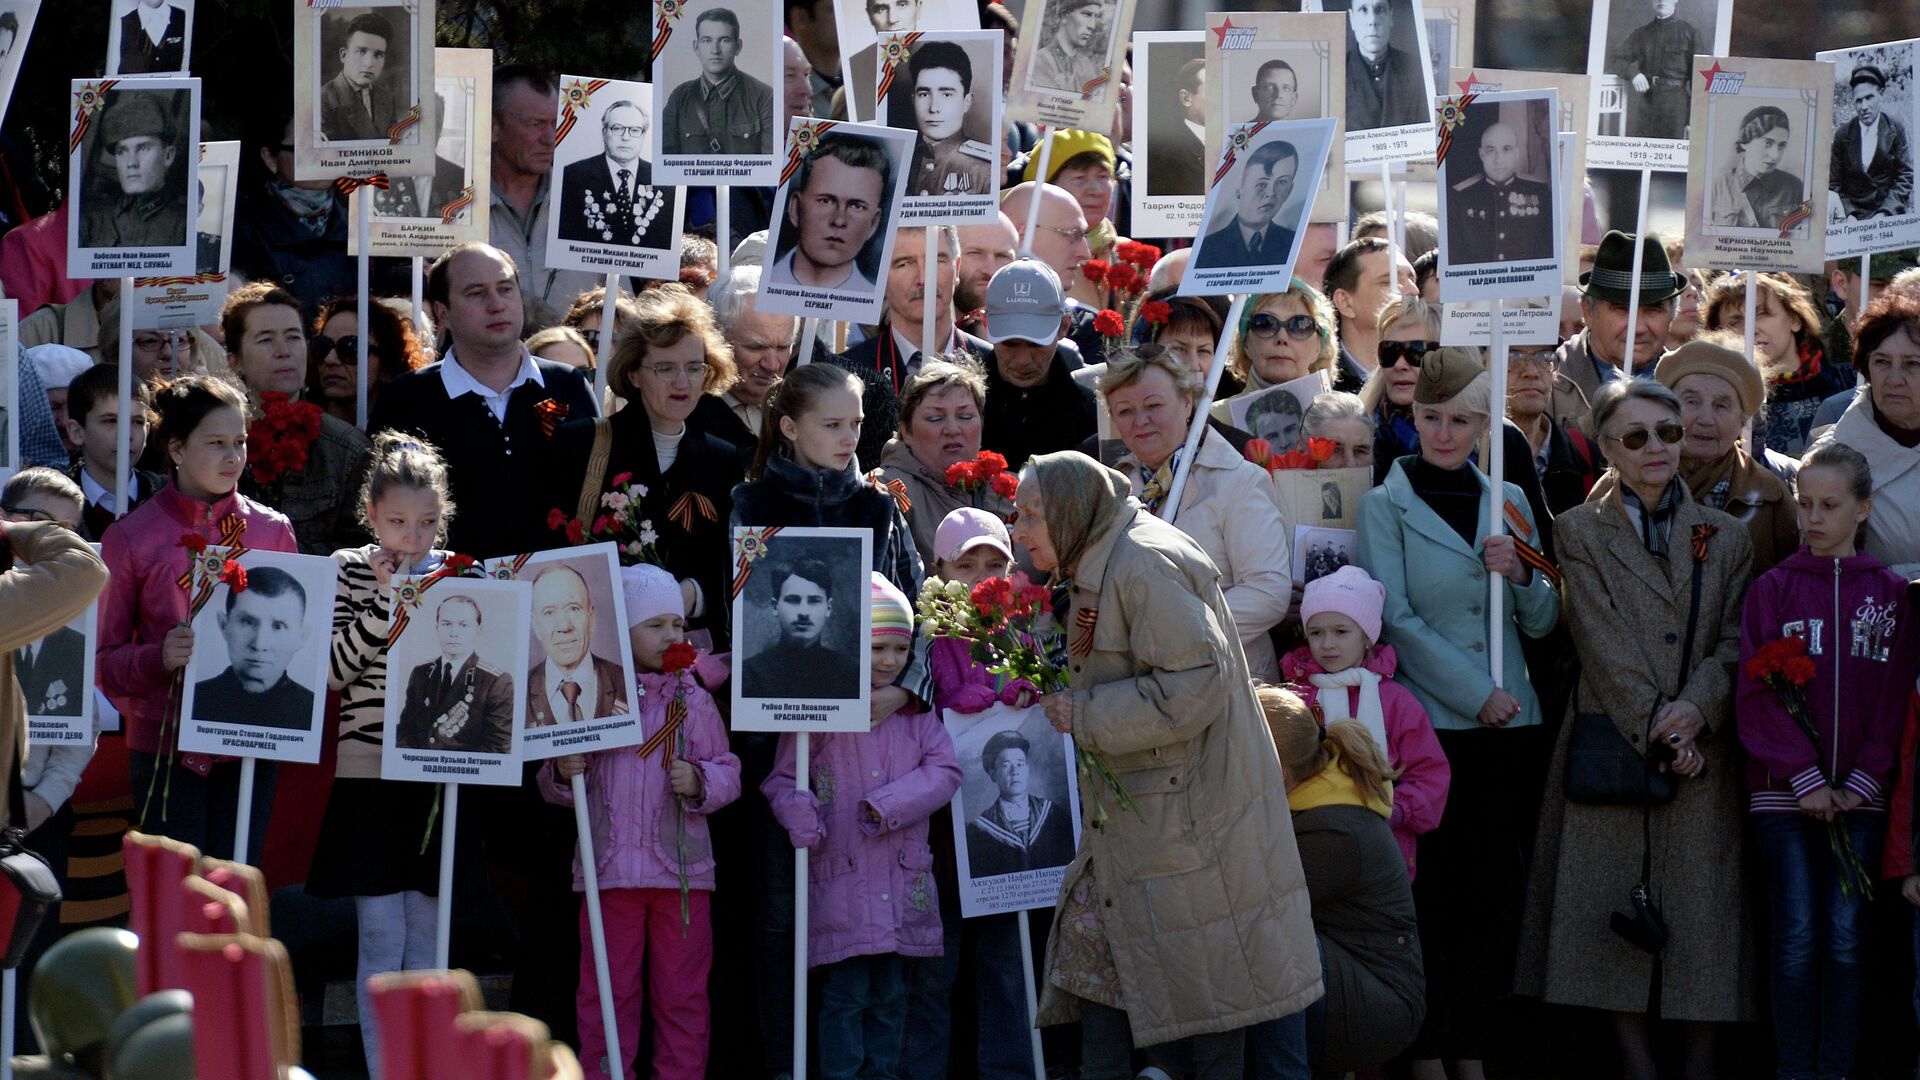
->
xmin=1642 ymin=554 xmax=1707 ymax=885
xmin=574 ymin=418 xmax=615 ymax=526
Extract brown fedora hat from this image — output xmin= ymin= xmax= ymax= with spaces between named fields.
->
xmin=1578 ymin=230 xmax=1685 ymax=306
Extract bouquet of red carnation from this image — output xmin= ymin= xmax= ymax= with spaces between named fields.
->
xmin=1245 ymin=436 xmax=1336 ymax=473
xmin=945 ymin=450 xmax=1019 ymax=501
xmin=548 ymin=471 xmax=662 ymax=565
xmin=247 ymin=393 xmax=325 ymax=498
xmin=1746 ymin=635 xmax=1874 ymax=899
xmin=1139 ymin=300 xmax=1173 ymax=327
xmin=1115 ymin=239 xmax=1162 ymax=271
xmin=916 ymin=573 xmax=1138 ymax=824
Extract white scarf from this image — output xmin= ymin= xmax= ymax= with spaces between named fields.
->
xmin=1309 ymin=667 xmax=1389 ymax=758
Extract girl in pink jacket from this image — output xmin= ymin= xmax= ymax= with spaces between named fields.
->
xmin=96 ymin=376 xmax=298 ymax=864
xmin=1282 ymin=564 xmax=1450 ymax=880
xmin=762 ymin=575 xmax=962 ymax=1080
xmin=543 ymin=564 xmax=742 ymax=1080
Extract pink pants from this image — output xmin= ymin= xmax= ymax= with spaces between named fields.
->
xmin=576 ymin=887 xmax=713 ymax=1080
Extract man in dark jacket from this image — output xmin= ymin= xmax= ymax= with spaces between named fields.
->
xmin=116 ymin=0 xmax=186 ymax=74
xmin=1831 ymin=64 xmax=1913 ymax=220
xmin=979 ymin=260 xmax=1095 ymax=470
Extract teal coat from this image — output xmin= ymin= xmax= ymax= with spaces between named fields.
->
xmin=1355 ymin=459 xmax=1560 ymax=731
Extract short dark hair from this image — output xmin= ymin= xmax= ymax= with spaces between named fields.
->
xmin=492 ymin=63 xmax=556 ymax=108
xmin=697 ymin=7 xmax=742 ymax=38
xmin=1177 ymin=57 xmax=1205 ymax=96
xmin=426 ymin=242 xmax=519 ymax=307
xmin=769 ymin=557 xmax=836 ymax=600
xmin=67 ymin=363 xmax=152 ymax=428
xmin=0 ymin=12 xmax=18 ymax=35
xmin=1735 ymin=105 xmax=1790 ymax=152
xmin=1246 ymin=139 xmax=1298 ymax=175
xmin=226 ymin=565 xmax=308 ymax=614
xmin=1255 ymin=59 xmax=1295 ymax=85
xmin=437 ymin=593 xmax=483 ymax=624
xmin=220 ymin=282 xmax=304 ymax=358
xmin=793 ymin=132 xmax=892 ymax=197
xmin=982 ymin=729 xmax=1031 ymax=773
xmin=910 ymin=40 xmax=973 ymax=95
xmin=1324 ymin=237 xmax=1392 ymax=301
xmin=343 ymin=12 xmax=393 ymax=46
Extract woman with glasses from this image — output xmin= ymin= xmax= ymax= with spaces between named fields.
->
xmin=1210 ymin=279 xmax=1347 ymax=428
xmin=550 ymin=283 xmax=742 ymax=651
xmin=96 ymin=291 xmax=228 ymax=388
xmin=1355 ymin=347 xmax=1559 ymax=1080
xmin=307 ymin=297 xmax=431 ymax=426
xmin=1517 ymin=377 xmax=1755 ymax=1080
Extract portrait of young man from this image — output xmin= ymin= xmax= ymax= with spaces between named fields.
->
xmin=769 ymin=132 xmax=892 ymax=291
xmin=114 ymin=0 xmax=189 ymax=75
xmin=1196 ymin=139 xmax=1299 ymax=269
xmin=741 ymin=557 xmax=859 ymax=700
xmin=79 ymin=91 xmax=188 ymax=250
xmin=1251 ymin=58 xmax=1300 ymax=122
xmin=557 ymin=96 xmax=675 ymax=249
xmin=319 ymin=10 xmax=402 ymax=142
xmin=899 ymin=40 xmax=993 ymax=197
xmin=1028 ymin=0 xmax=1114 ymax=95
xmin=661 ymin=5 xmax=775 ymax=157
xmin=191 ymin=566 xmax=316 ymax=732
xmin=1831 ymin=63 xmax=1913 ymax=221
xmin=964 ymin=729 xmax=1075 ymax=878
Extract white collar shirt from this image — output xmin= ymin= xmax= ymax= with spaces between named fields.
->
xmin=544 ymin=654 xmax=600 ymax=721
xmin=136 ymin=3 xmax=172 ymax=46
xmin=439 ymin=346 xmax=545 ymax=423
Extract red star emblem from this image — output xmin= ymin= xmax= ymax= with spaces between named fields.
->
xmin=1456 ymin=70 xmax=1480 ymax=95
xmin=1211 ymin=17 xmax=1238 ymax=48
xmin=1699 ymin=60 xmax=1725 ymax=88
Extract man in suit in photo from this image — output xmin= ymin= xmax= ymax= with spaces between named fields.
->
xmin=192 ymin=567 xmax=317 ymax=731
xmin=1344 ymin=0 xmax=1426 ymax=130
xmin=525 ymin=564 xmax=629 ymax=727
xmin=1196 ymin=138 xmax=1299 ymax=269
xmin=741 ymin=558 xmax=860 ymax=699
xmin=1147 ymin=57 xmax=1206 ymax=197
xmin=557 ymin=98 xmax=675 ymax=250
xmin=396 ymin=593 xmax=515 ymax=753
xmin=1831 ymin=64 xmax=1913 ymax=221
xmin=14 ymin=626 xmax=85 ymax=719
xmin=319 ymin=11 xmax=402 ymax=143
xmin=117 ymin=0 xmax=187 ymax=75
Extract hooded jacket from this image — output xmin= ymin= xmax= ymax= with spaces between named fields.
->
xmin=1815 ymin=392 xmax=1920 ymax=579
xmin=1736 ymin=548 xmax=1919 ymax=811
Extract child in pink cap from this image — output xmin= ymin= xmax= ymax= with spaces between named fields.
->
xmin=1281 ymin=564 xmax=1450 ymax=880
xmin=927 ymin=507 xmax=1042 ymax=713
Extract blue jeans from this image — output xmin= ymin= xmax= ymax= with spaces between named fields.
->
xmin=900 ymin=901 xmax=1032 ymax=1080
xmin=1247 ymin=1007 xmax=1312 ymax=1079
xmin=129 ymin=751 xmax=277 ymax=864
xmin=818 ymin=953 xmax=909 ymax=1080
xmin=1753 ymin=811 xmax=1886 ymax=1080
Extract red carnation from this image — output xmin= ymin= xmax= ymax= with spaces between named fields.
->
xmin=565 ymin=519 xmax=586 ymax=545
xmin=547 ymin=508 xmax=568 ymax=531
xmin=1081 ymin=259 xmax=1110 ymax=286
xmin=989 ymin=472 xmax=1019 ymax=500
xmin=444 ymin=553 xmax=477 ymax=574
xmin=611 ymin=472 xmax=635 ymax=488
xmin=975 ymin=450 xmax=1008 ymax=477
xmin=1093 ymin=309 xmax=1126 ymax=337
xmin=945 ymin=461 xmax=980 ymax=488
xmin=179 ymin=533 xmax=208 ymax=553
xmin=219 ymin=560 xmax=248 ymax=592
xmin=1140 ymin=300 xmax=1172 ymax=326
xmin=1128 ymin=243 xmax=1162 ymax=270
xmin=662 ymin=642 xmax=700 ymax=673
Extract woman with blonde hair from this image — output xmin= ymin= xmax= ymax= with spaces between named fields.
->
xmin=1704 ymin=270 xmax=1852 ymax=456
xmin=1210 ymin=280 xmax=1345 ymax=424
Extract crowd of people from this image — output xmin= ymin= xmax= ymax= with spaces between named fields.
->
xmin=8 ymin=17 xmax=1920 ymax=1080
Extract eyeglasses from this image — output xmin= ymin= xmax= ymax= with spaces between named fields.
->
xmin=1377 ymin=340 xmax=1439 ymax=368
xmin=1037 ymin=224 xmax=1090 ymax=244
xmin=0 ymin=505 xmax=56 ymax=523
xmin=1246 ymin=312 xmax=1319 ymax=342
xmin=132 ymin=330 xmax=190 ymax=354
xmin=603 ymin=124 xmax=646 ymax=138
xmin=1509 ymin=350 xmax=1557 ymax=370
xmin=309 ymin=334 xmax=366 ymax=365
xmin=580 ymin=329 xmax=602 ymax=349
xmin=644 ymin=361 xmax=710 ymax=383
xmin=1606 ymin=422 xmax=1684 ymax=451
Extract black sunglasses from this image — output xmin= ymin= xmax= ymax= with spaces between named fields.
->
xmin=580 ymin=328 xmax=602 ymax=349
xmin=1378 ymin=340 xmax=1440 ymax=368
xmin=1607 ymin=422 xmax=1685 ymax=451
xmin=1246 ymin=312 xmax=1319 ymax=342
xmin=309 ymin=334 xmax=365 ymax=364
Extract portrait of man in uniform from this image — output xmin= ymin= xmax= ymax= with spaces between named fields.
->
xmin=395 ymin=593 xmax=515 ymax=753
xmin=1447 ymin=118 xmax=1554 ymax=263
xmin=557 ymin=97 xmax=675 ymax=248
xmin=320 ymin=11 xmax=402 ymax=143
xmin=770 ymin=132 xmax=892 ymax=291
xmin=373 ymin=89 xmax=470 ymax=221
xmin=115 ymin=0 xmax=188 ymax=75
xmin=964 ymin=730 xmax=1075 ymax=878
xmin=1831 ymin=64 xmax=1913 ymax=220
xmin=1609 ymin=0 xmax=1697 ymax=140
xmin=1147 ymin=55 xmax=1206 ymax=196
xmin=1252 ymin=59 xmax=1299 ymax=122
xmin=662 ymin=6 xmax=774 ymax=157
xmin=525 ymin=564 xmax=630 ymax=727
xmin=900 ymin=40 xmax=993 ymax=198
xmin=1196 ymin=138 xmax=1298 ymax=269
xmin=1028 ymin=0 xmax=1114 ymax=95
xmin=79 ymin=91 xmax=188 ymax=250
xmin=1338 ymin=0 xmax=1426 ymax=130
xmin=191 ymin=567 xmax=316 ymax=731
xmin=1709 ymin=105 xmax=1806 ymax=232
xmin=15 ymin=624 xmax=86 ymax=719
xmin=740 ymin=557 xmax=859 ymax=700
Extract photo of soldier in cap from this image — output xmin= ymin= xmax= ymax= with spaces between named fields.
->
xmin=318 ymin=8 xmax=410 ymax=143
xmin=946 ymin=701 xmax=1082 ymax=915
xmin=77 ymin=87 xmax=191 ymax=250
xmin=1026 ymin=0 xmax=1117 ymax=96
xmin=883 ymin=35 xmax=997 ymax=200
xmin=1830 ymin=58 xmax=1914 ymax=221
xmin=964 ymin=727 xmax=1076 ymax=878
xmin=1445 ymin=96 xmax=1557 ymax=265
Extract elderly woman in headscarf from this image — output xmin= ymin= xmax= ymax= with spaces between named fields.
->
xmin=1013 ymin=450 xmax=1322 ymax=1078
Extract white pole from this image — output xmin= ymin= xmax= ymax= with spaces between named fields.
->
xmin=1859 ymin=253 xmax=1871 ymax=317
xmin=114 ymin=281 xmax=134 ymax=520
xmin=596 ymin=272 xmax=619 ymax=404
xmin=1487 ymin=312 xmax=1507 ymax=687
xmin=435 ymin=783 xmax=458 ymax=968
xmin=1741 ymin=270 xmax=1759 ymax=369
xmin=1620 ymin=167 xmax=1652 ymax=380
xmin=233 ymin=757 xmax=256 ymax=863
xmin=356 ymin=190 xmax=372 ymax=431
xmin=718 ymin=188 xmax=733 ymax=282
xmin=1381 ymin=163 xmax=1400 ymax=300
xmin=1018 ymin=129 xmax=1055 ymax=259
xmin=572 ymin=773 xmax=625 ymax=1080
xmin=3 ymin=968 xmax=15 ymax=1080
xmin=793 ymin=732 xmax=810 ymax=1080
xmin=796 ymin=318 xmax=819 ymax=367
xmin=1163 ymin=295 xmax=1246 ymax=525
xmin=922 ymin=227 xmax=939 ymax=357
xmin=1393 ymin=176 xmax=1408 ymax=255
xmin=411 ymin=256 xmax=427 ymax=341
xmin=1017 ymin=909 xmax=1044 ymax=1080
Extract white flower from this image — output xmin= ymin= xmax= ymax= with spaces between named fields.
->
xmin=603 ymin=491 xmax=631 ymax=512
xmin=625 ymin=541 xmax=644 ymax=557
xmin=633 ymin=484 xmax=649 ymax=499
xmin=639 ymin=527 xmax=659 ymax=547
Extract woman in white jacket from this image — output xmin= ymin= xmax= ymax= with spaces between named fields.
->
xmin=1099 ymin=345 xmax=1293 ymax=679
xmin=1816 ymin=293 xmax=1920 ymax=580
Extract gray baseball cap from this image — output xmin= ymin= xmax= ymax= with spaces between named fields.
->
xmin=984 ymin=258 xmax=1065 ymax=345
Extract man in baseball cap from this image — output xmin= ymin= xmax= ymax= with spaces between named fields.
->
xmin=80 ymin=91 xmax=186 ymax=249
xmin=980 ymin=259 xmax=1095 ymax=469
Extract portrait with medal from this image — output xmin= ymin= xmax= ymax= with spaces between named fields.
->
xmin=543 ymin=76 xmax=685 ymax=281
xmin=1441 ymin=92 xmax=1558 ymax=267
xmin=381 ymin=575 xmax=531 ymax=785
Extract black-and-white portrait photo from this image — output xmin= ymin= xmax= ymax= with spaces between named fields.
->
xmin=382 ymin=575 xmax=529 ymax=785
xmin=373 ymin=78 xmax=474 ymax=223
xmin=106 ymin=0 xmax=193 ymax=76
xmin=1322 ymin=0 xmax=1433 ymax=132
xmin=522 ymin=548 xmax=635 ymax=729
xmin=1294 ymin=525 xmax=1356 ymax=585
xmin=1592 ymin=0 xmax=1725 ymax=141
xmin=1144 ymin=39 xmax=1205 ymax=198
xmin=882 ymin=34 xmax=999 ymax=200
xmin=1024 ymin=0 xmax=1120 ymax=97
xmin=965 ymin=728 xmax=1075 ymax=876
xmin=1705 ymin=98 xmax=1812 ymax=234
xmin=1244 ymin=385 xmax=1309 ymax=452
xmin=75 ymin=87 xmax=193 ymax=252
xmin=1444 ymin=96 xmax=1557 ymax=264
xmin=194 ymin=141 xmax=233 ymax=274
xmin=555 ymin=82 xmax=676 ymax=250
xmin=947 ymin=703 xmax=1080 ymax=917
xmin=16 ymin=621 xmax=86 ymax=722
xmin=1222 ymin=44 xmax=1327 ymax=130
xmin=758 ymin=120 xmax=915 ymax=320
xmin=839 ymin=0 xmax=979 ymax=124
xmin=731 ymin=526 xmax=873 ymax=731
xmin=0 ymin=2 xmax=38 ymax=128
xmin=657 ymin=2 xmax=776 ymax=159
xmin=1182 ymin=117 xmax=1337 ymax=297
xmin=1423 ymin=10 xmax=1454 ymax=98
xmin=1829 ymin=47 xmax=1914 ymax=223
xmin=179 ymin=551 xmax=336 ymax=763
xmin=315 ymin=6 xmax=415 ymax=144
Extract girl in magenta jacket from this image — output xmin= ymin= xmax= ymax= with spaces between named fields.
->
xmin=762 ymin=575 xmax=962 ymax=1080
xmin=1281 ymin=564 xmax=1450 ymax=880
xmin=542 ymin=564 xmax=742 ymax=1080
xmin=1737 ymin=442 xmax=1919 ymax=1079
xmin=927 ymin=508 xmax=1039 ymax=715
xmin=96 ymin=376 xmax=298 ymax=864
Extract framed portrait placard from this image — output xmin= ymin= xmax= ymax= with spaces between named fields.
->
xmin=651 ymin=0 xmax=783 ymax=186
xmin=0 ymin=2 xmax=41 ymax=129
xmin=1306 ymin=0 xmax=1438 ymax=168
xmin=754 ymin=118 xmax=917 ymax=323
xmin=1005 ymin=0 xmax=1138 ymax=131
xmin=177 ymin=549 xmax=338 ymax=764
xmin=105 ymin=0 xmax=194 ymax=77
xmin=1132 ymin=31 xmax=1206 ymax=239
xmin=1584 ymin=0 xmax=1733 ymax=171
xmin=485 ymin=543 xmax=644 ymax=762
xmin=1272 ymin=465 xmax=1369 ymax=535
xmin=1683 ymin=56 xmax=1834 ymax=274
xmin=1180 ymin=117 xmax=1339 ymax=298
xmin=877 ymin=30 xmax=1003 ymax=224
xmin=947 ymin=703 xmax=1082 ymax=918
xmin=1422 ymin=1 xmax=1473 ymax=99
xmin=1204 ymin=13 xmax=1346 ymax=225
xmin=381 ymin=573 xmax=531 ymax=786
xmin=67 ymin=78 xmax=201 ymax=279
xmin=350 ymin=47 xmax=493 ymax=259
xmin=293 ymin=0 xmax=437 ymax=182
xmin=1221 ymin=372 xmax=1327 ymax=454
xmin=540 ymin=76 xmax=685 ymax=279
xmin=20 ymin=551 xmax=98 ymax=748
xmin=1435 ymin=89 xmax=1565 ymax=303
xmin=1819 ymin=38 xmax=1919 ymax=261
xmin=1294 ymin=524 xmax=1357 ymax=584
xmin=128 ymin=139 xmax=238 ymax=330
xmin=1452 ymin=68 xmax=1590 ymax=284
xmin=729 ymin=526 xmax=873 ymax=734
xmin=839 ymin=0 xmax=980 ymax=125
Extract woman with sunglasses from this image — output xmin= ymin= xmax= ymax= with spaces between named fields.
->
xmin=1355 ymin=348 xmax=1560 ymax=1080
xmin=307 ymin=296 xmax=431 ymax=426
xmin=1210 ymin=280 xmax=1346 ymax=423
xmin=1517 ymin=377 xmax=1755 ymax=1080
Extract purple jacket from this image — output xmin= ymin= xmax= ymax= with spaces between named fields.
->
xmin=762 ymin=709 xmax=962 ymax=968
xmin=1737 ymin=548 xmax=1920 ymax=810
xmin=929 ymin=636 xmax=1038 ymax=715
xmin=539 ymin=671 xmax=742 ymax=892
xmin=1281 ymin=643 xmax=1451 ymax=880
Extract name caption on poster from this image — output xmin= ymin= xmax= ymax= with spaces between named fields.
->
xmin=87 ymin=253 xmax=181 ymax=273
xmin=210 ymin=726 xmax=308 ymax=753
xmin=399 ymin=750 xmax=500 ymax=777
xmin=537 ymin=716 xmax=636 ymax=750
xmin=26 ymin=722 xmax=88 ymax=743
xmin=766 ymin=283 xmax=860 ymax=312
xmin=765 ymin=701 xmax=848 ymax=725
xmin=1445 ymin=259 xmax=1555 ymax=288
